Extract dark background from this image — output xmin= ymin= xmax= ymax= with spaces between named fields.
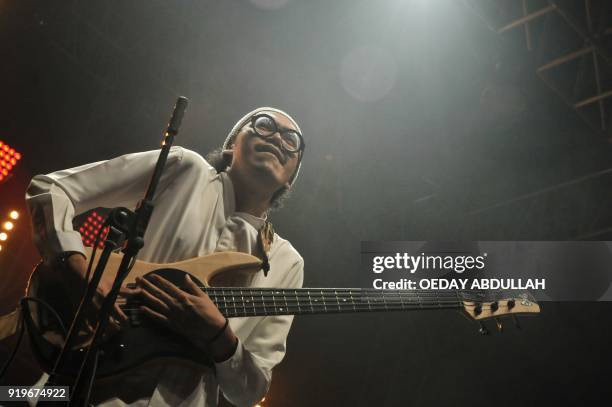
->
xmin=1 ymin=0 xmax=612 ymax=406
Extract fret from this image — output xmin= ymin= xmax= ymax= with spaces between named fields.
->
xmin=334 ymin=290 xmax=339 ymax=311
xmin=251 ymin=293 xmax=256 ymax=315
xmin=231 ymin=289 xmax=237 ymax=317
xmin=308 ymin=290 xmax=314 ymax=313
xmin=366 ymin=292 xmax=372 ymax=311
xmin=321 ymin=290 xmax=327 ymax=312
xmin=283 ymin=291 xmax=289 ymax=314
xmin=382 ymin=291 xmax=388 ymax=311
xmin=350 ymin=289 xmax=356 ymax=312
xmin=261 ymin=290 xmax=267 ymax=315
xmin=295 ymin=289 xmax=301 ymax=314
xmin=215 ymin=293 xmax=227 ymax=312
xmin=222 ymin=289 xmax=227 ymax=313
xmin=271 ymin=291 xmax=276 ymax=314
xmin=240 ymin=289 xmax=246 ymax=318
xmin=399 ymin=291 xmax=405 ymax=310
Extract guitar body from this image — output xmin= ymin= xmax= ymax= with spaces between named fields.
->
xmin=24 ymin=250 xmax=263 ymax=382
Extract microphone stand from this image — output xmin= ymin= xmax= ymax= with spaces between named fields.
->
xmin=41 ymin=97 xmax=188 ymax=406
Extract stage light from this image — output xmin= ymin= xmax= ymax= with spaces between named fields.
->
xmin=0 ymin=211 xmax=19 ymax=254
xmin=0 ymin=141 xmax=22 ymax=183
xmin=77 ymin=210 xmax=109 ymax=249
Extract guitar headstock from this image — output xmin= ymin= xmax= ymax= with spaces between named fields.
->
xmin=460 ymin=292 xmax=540 ymax=334
xmin=461 ymin=292 xmax=540 ymax=320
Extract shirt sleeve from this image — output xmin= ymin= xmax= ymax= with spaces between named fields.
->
xmin=215 ymin=256 xmax=304 ymax=407
xmin=25 ymin=147 xmax=186 ymax=263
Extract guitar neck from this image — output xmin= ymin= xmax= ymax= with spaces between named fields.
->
xmin=204 ymin=288 xmax=463 ymax=318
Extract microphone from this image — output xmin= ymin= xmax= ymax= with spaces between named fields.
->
xmin=166 ymin=96 xmax=189 ymax=137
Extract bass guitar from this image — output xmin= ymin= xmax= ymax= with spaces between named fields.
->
xmin=22 ymin=249 xmax=540 ymax=382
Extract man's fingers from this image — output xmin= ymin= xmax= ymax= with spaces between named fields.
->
xmin=140 ymin=305 xmax=169 ymax=325
xmin=149 ymin=275 xmax=186 ymax=298
xmin=184 ymin=274 xmax=204 ymax=296
xmin=139 ymin=287 xmax=171 ymax=313
xmin=120 ymin=285 xmax=140 ymax=298
xmin=106 ymin=317 xmax=121 ymax=335
xmin=113 ymin=303 xmax=128 ymax=323
xmin=137 ymin=276 xmax=175 ymax=303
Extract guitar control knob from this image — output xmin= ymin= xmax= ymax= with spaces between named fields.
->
xmin=478 ymin=321 xmax=489 ymax=335
xmin=495 ymin=318 xmax=503 ymax=332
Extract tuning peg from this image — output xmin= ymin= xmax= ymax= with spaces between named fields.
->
xmin=478 ymin=321 xmax=489 ymax=335
xmin=495 ymin=318 xmax=503 ymax=333
xmin=512 ymin=315 xmax=521 ymax=330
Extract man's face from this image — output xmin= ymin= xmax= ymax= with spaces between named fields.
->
xmin=230 ymin=111 xmax=301 ymax=189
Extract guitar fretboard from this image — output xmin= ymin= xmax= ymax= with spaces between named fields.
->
xmin=203 ymin=288 xmax=463 ymax=318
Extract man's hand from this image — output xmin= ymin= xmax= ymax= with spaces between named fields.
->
xmin=136 ymin=274 xmax=239 ymax=362
xmin=64 ymin=252 xmax=134 ymax=334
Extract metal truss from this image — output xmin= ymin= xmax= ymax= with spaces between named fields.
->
xmin=465 ymin=0 xmax=612 ymax=139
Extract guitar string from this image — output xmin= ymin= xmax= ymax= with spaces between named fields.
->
xmin=115 ymin=289 xmax=508 ymax=304
xmin=118 ymin=296 xmax=478 ymax=314
xmin=117 ymin=292 xmax=465 ymax=310
xmin=194 ymin=287 xmax=512 ymax=301
xmin=118 ymin=298 xmax=465 ymax=309
xmin=115 ymin=291 xmax=465 ymax=303
xmin=118 ymin=286 xmax=502 ymax=297
xmin=117 ymin=305 xmax=465 ymax=316
xmin=115 ymin=286 xmax=517 ymax=315
xmin=115 ymin=291 xmax=509 ymax=305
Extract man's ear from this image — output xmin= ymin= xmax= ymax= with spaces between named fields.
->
xmin=223 ymin=148 xmax=234 ymax=158
xmin=222 ymin=148 xmax=234 ymax=168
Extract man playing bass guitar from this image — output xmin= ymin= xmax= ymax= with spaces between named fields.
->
xmin=25 ymin=107 xmax=305 ymax=406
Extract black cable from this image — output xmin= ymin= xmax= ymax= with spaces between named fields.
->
xmin=0 ymin=297 xmax=68 ymax=380
xmin=21 ymin=297 xmax=68 ymax=337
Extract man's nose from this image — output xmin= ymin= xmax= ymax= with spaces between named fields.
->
xmin=268 ymin=131 xmax=284 ymax=148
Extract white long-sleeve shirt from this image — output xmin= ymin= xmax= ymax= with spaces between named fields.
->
xmin=25 ymin=146 xmax=304 ymax=407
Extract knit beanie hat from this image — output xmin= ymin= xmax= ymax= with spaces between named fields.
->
xmin=223 ymin=107 xmax=304 ymax=185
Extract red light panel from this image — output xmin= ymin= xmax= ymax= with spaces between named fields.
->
xmin=0 ymin=141 xmax=22 ymax=183
xmin=77 ymin=211 xmax=109 ymax=249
